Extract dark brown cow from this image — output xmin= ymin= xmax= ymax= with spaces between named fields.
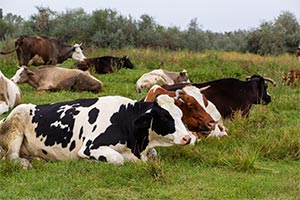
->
xmin=75 ymin=56 xmax=134 ymax=74
xmin=162 ymin=75 xmax=276 ymax=119
xmin=11 ymin=65 xmax=102 ymax=93
xmin=0 ymin=35 xmax=86 ymax=66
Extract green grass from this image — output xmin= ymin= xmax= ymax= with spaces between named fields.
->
xmin=0 ymin=48 xmax=300 ymax=199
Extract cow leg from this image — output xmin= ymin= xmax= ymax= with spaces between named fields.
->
xmin=0 ymin=115 xmax=32 ymax=169
xmin=78 ymin=146 xmax=125 ymax=165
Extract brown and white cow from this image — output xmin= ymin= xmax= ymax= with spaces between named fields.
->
xmin=0 ymin=70 xmax=22 ymax=115
xmin=144 ymin=85 xmax=227 ymax=140
xmin=11 ymin=65 xmax=103 ymax=93
xmin=283 ymin=69 xmax=300 ymax=86
xmin=136 ymin=69 xmax=190 ymax=93
xmin=0 ymin=35 xmax=86 ymax=66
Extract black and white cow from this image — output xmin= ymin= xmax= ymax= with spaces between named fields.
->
xmin=0 ymin=95 xmax=192 ymax=168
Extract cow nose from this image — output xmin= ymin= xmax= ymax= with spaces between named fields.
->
xmin=207 ymin=120 xmax=216 ymax=130
xmin=182 ymin=135 xmax=191 ymax=145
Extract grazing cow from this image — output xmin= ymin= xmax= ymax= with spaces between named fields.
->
xmin=283 ymin=69 xmax=300 ymax=86
xmin=11 ymin=65 xmax=103 ymax=92
xmin=0 ymin=95 xmax=192 ymax=168
xmin=76 ymin=56 xmax=134 ymax=74
xmin=162 ymin=75 xmax=276 ymax=119
xmin=0 ymin=35 xmax=86 ymax=66
xmin=145 ymin=85 xmax=227 ymax=140
xmin=0 ymin=70 xmax=22 ymax=115
xmin=136 ymin=69 xmax=190 ymax=93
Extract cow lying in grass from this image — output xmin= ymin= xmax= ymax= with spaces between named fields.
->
xmin=76 ymin=56 xmax=134 ymax=74
xmin=136 ymin=69 xmax=190 ymax=92
xmin=0 ymin=94 xmax=192 ymax=168
xmin=11 ymin=65 xmax=103 ymax=92
xmin=144 ymin=85 xmax=227 ymax=140
xmin=0 ymin=70 xmax=22 ymax=115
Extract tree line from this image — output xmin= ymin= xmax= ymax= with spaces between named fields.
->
xmin=0 ymin=7 xmax=299 ymax=55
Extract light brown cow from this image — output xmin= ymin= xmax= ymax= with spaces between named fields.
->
xmin=11 ymin=65 xmax=103 ymax=92
xmin=0 ymin=70 xmax=22 ymax=115
xmin=136 ymin=69 xmax=190 ymax=92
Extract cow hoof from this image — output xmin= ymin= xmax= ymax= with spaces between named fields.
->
xmin=19 ymin=158 xmax=32 ymax=169
xmin=147 ymin=148 xmax=158 ymax=160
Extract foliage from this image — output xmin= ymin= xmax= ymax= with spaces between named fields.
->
xmin=0 ymin=8 xmax=299 ymax=55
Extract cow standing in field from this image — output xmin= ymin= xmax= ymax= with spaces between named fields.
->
xmin=0 ymin=70 xmax=22 ymax=115
xmin=162 ymin=75 xmax=276 ymax=119
xmin=136 ymin=69 xmax=190 ymax=93
xmin=0 ymin=95 xmax=192 ymax=168
xmin=76 ymin=56 xmax=134 ymax=74
xmin=0 ymin=35 xmax=86 ymax=66
xmin=11 ymin=65 xmax=103 ymax=93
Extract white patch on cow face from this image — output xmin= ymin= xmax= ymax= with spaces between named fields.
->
xmin=182 ymin=85 xmax=228 ymax=139
xmin=10 ymin=67 xmax=25 ymax=83
xmin=0 ymin=102 xmax=9 ymax=115
xmin=72 ymin=44 xmax=86 ymax=61
xmin=154 ymin=95 xmax=191 ymax=145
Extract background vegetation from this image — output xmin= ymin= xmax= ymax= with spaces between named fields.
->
xmin=0 ymin=48 xmax=299 ymax=199
xmin=0 ymin=7 xmax=300 ymax=55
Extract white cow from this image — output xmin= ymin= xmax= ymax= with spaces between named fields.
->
xmin=0 ymin=70 xmax=22 ymax=115
xmin=136 ymin=69 xmax=190 ymax=92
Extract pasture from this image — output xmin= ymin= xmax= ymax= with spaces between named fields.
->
xmin=0 ymin=48 xmax=299 ymax=199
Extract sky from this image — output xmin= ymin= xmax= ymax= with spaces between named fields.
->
xmin=1 ymin=0 xmax=299 ymax=32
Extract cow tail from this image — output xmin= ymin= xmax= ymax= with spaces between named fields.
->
xmin=0 ymin=36 xmax=23 ymax=55
xmin=0 ymin=47 xmax=18 ymax=55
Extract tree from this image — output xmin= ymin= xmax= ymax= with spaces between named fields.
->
xmin=274 ymin=11 xmax=300 ymax=53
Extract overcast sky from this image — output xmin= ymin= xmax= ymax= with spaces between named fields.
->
xmin=1 ymin=0 xmax=299 ymax=32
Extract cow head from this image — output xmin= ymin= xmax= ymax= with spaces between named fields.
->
xmin=11 ymin=66 xmax=33 ymax=84
xmin=178 ymin=86 xmax=216 ymax=134
xmin=176 ymin=69 xmax=190 ymax=83
xmin=144 ymin=85 xmax=216 ymax=139
xmin=119 ymin=56 xmax=135 ymax=69
xmin=137 ymin=94 xmax=191 ymax=146
xmin=75 ymin=60 xmax=89 ymax=71
xmin=246 ymin=74 xmax=276 ymax=105
xmin=72 ymin=43 xmax=86 ymax=61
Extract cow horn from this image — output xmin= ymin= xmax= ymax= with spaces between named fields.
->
xmin=175 ymin=89 xmax=185 ymax=102
xmin=199 ymin=85 xmax=210 ymax=92
xmin=264 ymin=77 xmax=276 ymax=86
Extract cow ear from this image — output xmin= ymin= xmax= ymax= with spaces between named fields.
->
xmin=134 ymin=113 xmax=152 ymax=129
xmin=25 ymin=68 xmax=34 ymax=76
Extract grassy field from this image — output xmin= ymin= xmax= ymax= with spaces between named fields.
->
xmin=0 ymin=48 xmax=299 ymax=200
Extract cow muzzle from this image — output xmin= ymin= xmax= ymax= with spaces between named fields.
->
xmin=180 ymin=135 xmax=192 ymax=145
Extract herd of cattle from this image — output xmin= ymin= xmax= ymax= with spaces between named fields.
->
xmin=0 ymin=35 xmax=282 ymax=168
